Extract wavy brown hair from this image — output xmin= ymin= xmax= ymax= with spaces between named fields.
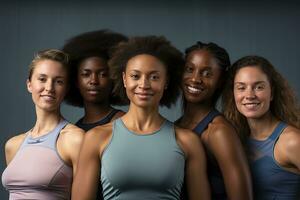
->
xmin=222 ymin=55 xmax=300 ymax=143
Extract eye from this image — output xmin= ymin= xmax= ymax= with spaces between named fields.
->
xmin=38 ymin=77 xmax=46 ymax=82
xmin=56 ymin=79 xmax=65 ymax=85
xmin=234 ymin=85 xmax=245 ymax=91
xmin=98 ymin=71 xmax=108 ymax=78
xmin=130 ymin=73 xmax=139 ymax=80
xmin=255 ymin=84 xmax=265 ymax=90
xmin=150 ymin=74 xmax=159 ymax=80
xmin=202 ymin=70 xmax=212 ymax=77
xmin=184 ymin=65 xmax=193 ymax=73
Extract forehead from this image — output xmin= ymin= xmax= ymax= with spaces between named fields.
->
xmin=79 ymin=57 xmax=107 ymax=70
xmin=126 ymin=54 xmax=166 ymax=73
xmin=186 ymin=49 xmax=218 ymax=68
xmin=234 ymin=66 xmax=269 ymax=83
xmin=33 ymin=59 xmax=67 ymax=76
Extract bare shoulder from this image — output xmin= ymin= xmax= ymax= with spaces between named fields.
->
xmin=205 ymin=115 xmax=240 ymax=143
xmin=60 ymin=123 xmax=85 ymax=144
xmin=174 ymin=126 xmax=203 ymax=156
xmin=280 ymin=125 xmax=300 ymax=151
xmin=5 ymin=133 xmax=27 ymax=164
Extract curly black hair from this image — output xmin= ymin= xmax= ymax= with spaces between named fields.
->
xmin=109 ymin=36 xmax=184 ymax=108
xmin=62 ymin=29 xmax=128 ymax=107
xmin=184 ymin=41 xmax=231 ymax=106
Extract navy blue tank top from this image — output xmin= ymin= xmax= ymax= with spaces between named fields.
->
xmin=248 ymin=122 xmax=300 ymax=200
xmin=193 ymin=109 xmax=227 ymax=200
xmin=76 ymin=109 xmax=120 ymax=131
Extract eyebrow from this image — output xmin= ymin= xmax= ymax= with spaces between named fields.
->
xmin=38 ymin=74 xmax=65 ymax=79
xmin=234 ymin=81 xmax=267 ymax=85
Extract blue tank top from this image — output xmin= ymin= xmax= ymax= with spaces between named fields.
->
xmin=76 ymin=108 xmax=120 ymax=131
xmin=2 ymin=120 xmax=72 ymax=200
xmin=248 ymin=122 xmax=300 ymax=200
xmin=192 ymin=109 xmax=227 ymax=200
xmin=101 ymin=118 xmax=185 ymax=200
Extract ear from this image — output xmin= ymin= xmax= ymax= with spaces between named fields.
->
xmin=27 ymin=79 xmax=32 ymax=93
xmin=122 ymin=72 xmax=126 ymax=88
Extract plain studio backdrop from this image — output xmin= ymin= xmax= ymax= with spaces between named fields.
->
xmin=1 ymin=0 xmax=299 ymax=198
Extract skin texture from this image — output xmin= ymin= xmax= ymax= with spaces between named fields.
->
xmin=178 ymin=50 xmax=252 ymax=200
xmin=234 ymin=66 xmax=300 ymax=174
xmin=72 ymin=54 xmax=211 ymax=200
xmin=5 ymin=59 xmax=84 ymax=179
xmin=77 ymin=57 xmax=124 ymax=124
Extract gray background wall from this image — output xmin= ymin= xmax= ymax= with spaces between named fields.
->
xmin=1 ymin=0 xmax=299 ymax=198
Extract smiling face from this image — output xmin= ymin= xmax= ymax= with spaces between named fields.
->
xmin=77 ymin=57 xmax=112 ymax=105
xmin=122 ymin=54 xmax=168 ymax=109
xmin=234 ymin=66 xmax=272 ymax=119
xmin=182 ymin=49 xmax=222 ymax=104
xmin=27 ymin=59 xmax=68 ymax=112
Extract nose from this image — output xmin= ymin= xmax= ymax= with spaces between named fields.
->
xmin=245 ymin=88 xmax=256 ymax=99
xmin=191 ymin=71 xmax=202 ymax=84
xmin=138 ymin=76 xmax=150 ymax=89
xmin=45 ymin=80 xmax=54 ymax=92
xmin=89 ymin=73 xmax=99 ymax=85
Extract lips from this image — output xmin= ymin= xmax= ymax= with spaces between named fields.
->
xmin=41 ymin=95 xmax=56 ymax=101
xmin=243 ymin=102 xmax=260 ymax=109
xmin=86 ymin=88 xmax=101 ymax=95
xmin=185 ymin=85 xmax=204 ymax=94
xmin=135 ymin=92 xmax=154 ymax=99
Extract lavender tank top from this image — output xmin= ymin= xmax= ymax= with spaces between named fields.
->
xmin=2 ymin=120 xmax=72 ymax=200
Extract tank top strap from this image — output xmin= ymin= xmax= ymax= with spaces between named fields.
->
xmin=100 ymin=108 xmax=120 ymax=124
xmin=269 ymin=121 xmax=287 ymax=141
xmin=193 ymin=109 xmax=220 ymax=135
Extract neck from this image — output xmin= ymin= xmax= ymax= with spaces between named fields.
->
xmin=179 ymin=101 xmax=213 ymax=129
xmin=82 ymin=101 xmax=112 ymax=123
xmin=32 ymin=107 xmax=62 ymax=137
xmin=247 ymin=112 xmax=279 ymax=140
xmin=122 ymin=104 xmax=164 ymax=134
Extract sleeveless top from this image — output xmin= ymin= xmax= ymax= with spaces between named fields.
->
xmin=101 ymin=118 xmax=185 ymax=200
xmin=2 ymin=120 xmax=72 ymax=200
xmin=76 ymin=108 xmax=120 ymax=131
xmin=192 ymin=109 xmax=227 ymax=200
xmin=248 ymin=122 xmax=300 ymax=200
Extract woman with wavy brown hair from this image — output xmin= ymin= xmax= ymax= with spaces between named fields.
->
xmin=222 ymin=55 xmax=300 ymax=200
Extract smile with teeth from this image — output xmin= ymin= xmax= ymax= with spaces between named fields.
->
xmin=186 ymin=85 xmax=204 ymax=94
xmin=243 ymin=102 xmax=260 ymax=109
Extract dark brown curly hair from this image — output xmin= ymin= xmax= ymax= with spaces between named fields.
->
xmin=109 ymin=36 xmax=184 ymax=107
xmin=222 ymin=55 xmax=300 ymax=143
xmin=62 ymin=29 xmax=128 ymax=107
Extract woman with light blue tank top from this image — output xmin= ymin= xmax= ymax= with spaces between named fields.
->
xmin=177 ymin=42 xmax=252 ymax=200
xmin=72 ymin=36 xmax=211 ymax=200
xmin=223 ymin=56 xmax=300 ymax=199
xmin=1 ymin=49 xmax=84 ymax=200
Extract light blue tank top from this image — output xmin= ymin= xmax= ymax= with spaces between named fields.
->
xmin=2 ymin=120 xmax=72 ymax=200
xmin=101 ymin=118 xmax=185 ymax=200
xmin=248 ymin=122 xmax=300 ymax=200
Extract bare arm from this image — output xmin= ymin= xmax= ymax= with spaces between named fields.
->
xmin=176 ymin=127 xmax=211 ymax=200
xmin=71 ymin=125 xmax=112 ymax=200
xmin=208 ymin=122 xmax=253 ymax=200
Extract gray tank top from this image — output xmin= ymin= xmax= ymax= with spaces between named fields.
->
xmin=2 ymin=120 xmax=72 ymax=200
xmin=101 ymin=118 xmax=185 ymax=200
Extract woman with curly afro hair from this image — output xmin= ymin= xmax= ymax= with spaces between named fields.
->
xmin=72 ymin=36 xmax=211 ymax=200
xmin=222 ymin=56 xmax=300 ymax=199
xmin=62 ymin=30 xmax=128 ymax=132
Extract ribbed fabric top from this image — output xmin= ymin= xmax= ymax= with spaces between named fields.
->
xmin=192 ymin=109 xmax=227 ymax=199
xmin=2 ymin=120 xmax=72 ymax=200
xmin=76 ymin=108 xmax=120 ymax=131
xmin=248 ymin=122 xmax=300 ymax=200
xmin=101 ymin=118 xmax=185 ymax=200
